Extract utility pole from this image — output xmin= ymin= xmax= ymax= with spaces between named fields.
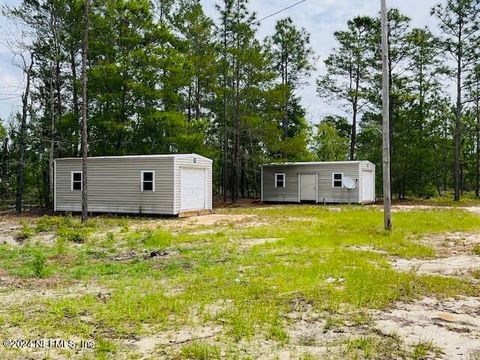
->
xmin=381 ymin=0 xmax=392 ymax=230
xmin=81 ymin=0 xmax=89 ymax=222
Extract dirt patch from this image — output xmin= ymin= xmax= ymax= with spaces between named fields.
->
xmin=390 ymin=205 xmax=449 ymax=212
xmin=0 ymin=218 xmax=22 ymax=245
xmin=0 ymin=278 xmax=108 ymax=308
xmin=420 ymin=232 xmax=480 ymax=257
xmin=391 ymin=232 xmax=480 ymax=277
xmin=238 ymin=237 xmax=282 ymax=249
xmin=184 ymin=213 xmax=258 ymax=227
xmin=347 ymin=245 xmax=388 ymax=254
xmin=130 ymin=325 xmax=222 ymax=355
xmin=382 ymin=204 xmax=480 ymax=215
xmin=111 ymin=249 xmax=173 ymax=261
xmin=392 ymin=255 xmax=480 ymax=276
xmin=282 ymin=296 xmax=480 ymax=359
xmin=374 ymin=297 xmax=480 ymax=359
xmin=461 ymin=206 xmax=480 ymax=215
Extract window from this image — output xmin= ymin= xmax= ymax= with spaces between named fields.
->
xmin=71 ymin=171 xmax=82 ymax=191
xmin=141 ymin=171 xmax=155 ymax=192
xmin=275 ymin=173 xmax=286 ymax=188
xmin=332 ymin=173 xmax=343 ymax=188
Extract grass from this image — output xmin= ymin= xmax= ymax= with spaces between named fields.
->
xmin=0 ymin=205 xmax=479 ymax=358
xmin=399 ymin=191 xmax=480 ymax=207
xmin=473 ymin=245 xmax=480 ymax=256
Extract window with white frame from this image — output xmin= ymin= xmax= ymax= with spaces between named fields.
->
xmin=275 ymin=173 xmax=286 ymax=188
xmin=141 ymin=171 xmax=155 ymax=192
xmin=332 ymin=173 xmax=343 ymax=188
xmin=71 ymin=171 xmax=82 ymax=191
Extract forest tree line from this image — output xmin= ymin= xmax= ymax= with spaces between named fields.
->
xmin=0 ymin=0 xmax=479 ymax=210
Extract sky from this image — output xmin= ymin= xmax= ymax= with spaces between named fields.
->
xmin=0 ymin=0 xmax=440 ymax=125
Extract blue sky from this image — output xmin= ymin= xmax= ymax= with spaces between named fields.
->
xmin=0 ymin=0 xmax=439 ymax=125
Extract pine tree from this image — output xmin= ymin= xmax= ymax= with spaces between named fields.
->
xmin=317 ymin=16 xmax=377 ymax=160
xmin=267 ymin=17 xmax=314 ymax=140
xmin=432 ymin=0 xmax=480 ymax=201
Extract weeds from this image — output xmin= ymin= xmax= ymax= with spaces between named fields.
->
xmin=472 ymin=245 xmax=480 ymax=256
xmin=412 ymin=341 xmax=441 ymax=359
xmin=181 ymin=342 xmax=221 ymax=360
xmin=0 ymin=206 xmax=479 ymax=358
xmin=16 ymin=221 xmax=34 ymax=241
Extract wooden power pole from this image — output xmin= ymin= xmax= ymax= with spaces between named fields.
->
xmin=81 ymin=0 xmax=89 ymax=222
xmin=381 ymin=0 xmax=392 ymax=230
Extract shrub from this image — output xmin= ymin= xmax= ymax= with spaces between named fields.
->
xmin=181 ymin=342 xmax=221 ymax=360
xmin=473 ymin=245 xmax=480 ymax=256
xmin=57 ymin=226 xmax=89 ymax=243
xmin=142 ymin=230 xmax=172 ymax=249
xmin=17 ymin=222 xmax=34 ymax=241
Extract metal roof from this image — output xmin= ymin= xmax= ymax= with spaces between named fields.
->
xmin=55 ymin=153 xmax=212 ymax=162
xmin=262 ymin=161 xmax=374 ymax=167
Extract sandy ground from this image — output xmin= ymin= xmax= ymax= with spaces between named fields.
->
xmin=384 ymin=230 xmax=480 ymax=359
xmin=392 ymin=232 xmax=480 ymax=278
xmin=387 ymin=205 xmax=480 ymax=215
xmin=1 ymin=208 xmax=480 ymax=359
xmin=374 ymin=297 xmax=480 ymax=360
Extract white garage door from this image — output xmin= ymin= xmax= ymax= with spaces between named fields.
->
xmin=361 ymin=170 xmax=374 ymax=202
xmin=181 ymin=167 xmax=207 ymax=211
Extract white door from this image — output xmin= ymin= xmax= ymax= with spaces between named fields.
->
xmin=300 ymin=174 xmax=317 ymax=202
xmin=181 ymin=167 xmax=206 ymax=211
xmin=361 ymin=170 xmax=374 ymax=202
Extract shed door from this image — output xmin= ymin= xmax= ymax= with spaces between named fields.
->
xmin=361 ymin=170 xmax=374 ymax=202
xmin=181 ymin=167 xmax=206 ymax=211
xmin=300 ymin=174 xmax=317 ymax=202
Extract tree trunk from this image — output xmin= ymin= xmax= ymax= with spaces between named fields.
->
xmin=71 ymin=50 xmax=80 ymax=156
xmin=222 ymin=3 xmax=228 ymax=203
xmin=232 ymin=58 xmax=240 ymax=203
xmin=49 ymin=63 xmax=55 ymax=209
xmin=187 ymin=84 xmax=192 ymax=122
xmin=1 ymin=138 xmax=8 ymax=191
xmin=350 ymin=63 xmax=361 ymax=160
xmin=16 ymin=53 xmax=35 ymax=214
xmin=195 ymin=76 xmax=201 ymax=121
xmin=475 ymin=93 xmax=480 ymax=197
xmin=81 ymin=0 xmax=90 ymax=222
xmin=454 ymin=40 xmax=462 ymax=202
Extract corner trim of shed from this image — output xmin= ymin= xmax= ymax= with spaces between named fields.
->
xmin=261 ymin=165 xmax=264 ymax=202
xmin=53 ymin=159 xmax=57 ymax=212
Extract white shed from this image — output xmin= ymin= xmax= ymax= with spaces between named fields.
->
xmin=54 ymin=154 xmax=213 ymax=215
xmin=261 ymin=161 xmax=376 ymax=204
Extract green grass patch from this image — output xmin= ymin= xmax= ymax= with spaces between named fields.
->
xmin=473 ymin=245 xmax=480 ymax=256
xmin=181 ymin=342 xmax=221 ymax=359
xmin=0 ymin=206 xmax=479 ymax=357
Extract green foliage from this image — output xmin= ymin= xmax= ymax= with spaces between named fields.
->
xmin=142 ymin=229 xmax=172 ymax=249
xmin=472 ymin=245 xmax=480 ymax=256
xmin=313 ymin=121 xmax=349 ymax=161
xmin=31 ymin=251 xmax=47 ymax=278
xmin=2 ymin=0 xmax=480 ymax=207
xmin=17 ymin=221 xmax=34 ymax=241
xmin=0 ymin=122 xmax=5 ymax=140
xmin=412 ymin=341 xmax=440 ymax=360
xmin=0 ymin=208 xmax=479 ymax=356
xmin=14 ymin=249 xmax=52 ymax=278
xmin=181 ymin=342 xmax=221 ymax=360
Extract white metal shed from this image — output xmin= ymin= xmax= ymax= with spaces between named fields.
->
xmin=54 ymin=154 xmax=213 ymax=215
xmin=261 ymin=161 xmax=376 ymax=204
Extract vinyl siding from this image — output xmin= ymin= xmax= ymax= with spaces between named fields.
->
xmin=262 ymin=162 xmax=374 ymax=204
xmin=55 ymin=156 xmax=176 ymax=214
xmin=174 ymin=155 xmax=213 ymax=213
